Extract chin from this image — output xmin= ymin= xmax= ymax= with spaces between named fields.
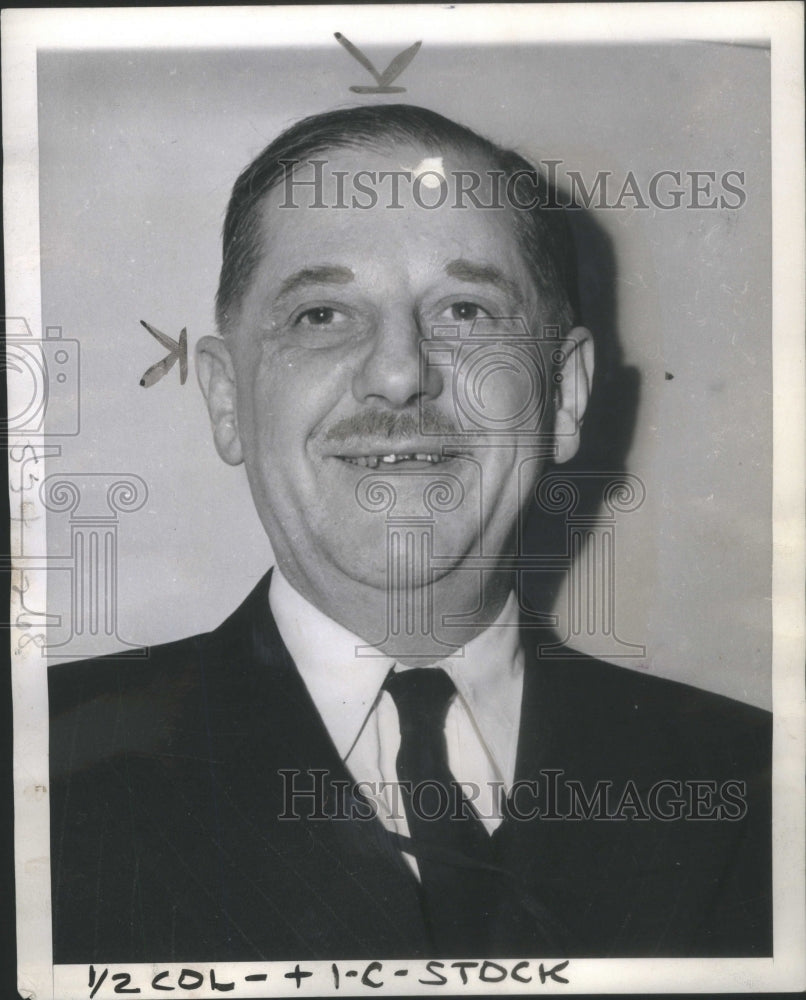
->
xmin=328 ymin=525 xmax=476 ymax=594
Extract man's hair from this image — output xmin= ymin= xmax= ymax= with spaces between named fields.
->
xmin=216 ymin=104 xmax=578 ymax=335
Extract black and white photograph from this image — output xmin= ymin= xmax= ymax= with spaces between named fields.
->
xmin=4 ymin=4 xmax=804 ymax=997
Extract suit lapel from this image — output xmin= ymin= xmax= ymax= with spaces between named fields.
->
xmin=200 ymin=572 xmax=430 ymax=958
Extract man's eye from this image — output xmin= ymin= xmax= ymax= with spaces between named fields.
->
xmin=295 ymin=306 xmax=343 ymax=326
xmin=443 ymin=301 xmax=487 ymax=322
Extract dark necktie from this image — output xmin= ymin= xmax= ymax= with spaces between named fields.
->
xmin=384 ymin=667 xmax=497 ymax=953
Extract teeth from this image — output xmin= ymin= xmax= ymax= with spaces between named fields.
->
xmin=341 ymin=453 xmax=448 ymax=466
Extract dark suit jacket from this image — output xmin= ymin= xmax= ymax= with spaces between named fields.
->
xmin=49 ymin=571 xmax=771 ymax=962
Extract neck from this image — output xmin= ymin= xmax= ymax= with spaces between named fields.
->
xmin=277 ymin=559 xmax=514 ymax=665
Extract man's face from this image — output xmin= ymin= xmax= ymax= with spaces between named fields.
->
xmin=200 ymin=144 xmax=587 ymax=606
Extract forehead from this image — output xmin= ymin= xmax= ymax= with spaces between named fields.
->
xmin=251 ymin=142 xmax=530 ymax=283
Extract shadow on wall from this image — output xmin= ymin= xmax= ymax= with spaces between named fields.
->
xmin=522 ymin=199 xmax=642 ymax=626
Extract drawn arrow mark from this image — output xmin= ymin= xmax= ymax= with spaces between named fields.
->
xmin=138 ymin=320 xmax=188 ymax=387
xmin=334 ymin=32 xmax=421 ymax=93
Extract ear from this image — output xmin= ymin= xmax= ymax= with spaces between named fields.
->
xmin=553 ymin=326 xmax=595 ymax=464
xmin=196 ymin=336 xmax=243 ymax=466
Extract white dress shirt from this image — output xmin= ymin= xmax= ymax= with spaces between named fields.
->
xmin=269 ymin=570 xmax=525 ymax=871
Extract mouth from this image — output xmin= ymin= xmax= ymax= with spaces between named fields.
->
xmin=326 ymin=443 xmax=470 ymax=469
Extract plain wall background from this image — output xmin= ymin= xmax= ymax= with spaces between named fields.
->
xmin=38 ymin=40 xmax=771 ymax=707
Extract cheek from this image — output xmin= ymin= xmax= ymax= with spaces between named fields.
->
xmin=230 ymin=349 xmax=289 ymax=466
xmin=238 ymin=342 xmax=357 ymax=452
xmin=453 ymin=345 xmax=548 ymax=434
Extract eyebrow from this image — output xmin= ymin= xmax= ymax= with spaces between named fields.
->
xmin=444 ymin=259 xmax=521 ymax=300
xmin=275 ymin=266 xmax=354 ymax=301
xmin=272 ymin=260 xmax=520 ymax=306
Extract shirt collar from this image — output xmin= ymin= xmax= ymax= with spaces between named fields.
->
xmin=269 ymin=570 xmax=394 ymax=760
xmin=423 ymin=599 xmax=524 ymax=786
xmin=269 ymin=568 xmax=523 ymax=778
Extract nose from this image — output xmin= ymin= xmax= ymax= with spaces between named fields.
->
xmin=352 ymin=307 xmax=443 ymax=409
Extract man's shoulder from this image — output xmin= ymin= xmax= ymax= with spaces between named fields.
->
xmin=524 ymin=640 xmax=770 ymax=772
xmin=49 ymin=630 xmax=211 ymax=704
xmin=48 ymin=572 xmax=277 ymax=766
xmin=531 ymin=637 xmax=768 ymax=716
xmin=49 ymin=571 xmax=272 ymax=689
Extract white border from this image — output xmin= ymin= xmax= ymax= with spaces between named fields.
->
xmin=4 ymin=4 xmax=804 ymax=996
xmin=0 ymin=3 xmax=794 ymax=47
xmin=3 ymin=7 xmax=51 ymax=1000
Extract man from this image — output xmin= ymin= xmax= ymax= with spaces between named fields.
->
xmin=49 ymin=105 xmax=771 ymax=962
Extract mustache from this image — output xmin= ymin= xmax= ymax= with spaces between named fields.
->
xmin=323 ymin=407 xmax=460 ymax=443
